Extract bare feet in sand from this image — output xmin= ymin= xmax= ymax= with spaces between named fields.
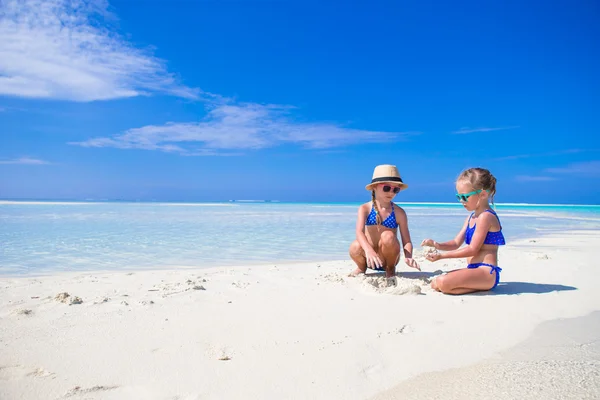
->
xmin=349 ymin=268 xmax=365 ymax=277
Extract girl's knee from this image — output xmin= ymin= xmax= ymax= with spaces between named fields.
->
xmin=380 ymin=231 xmax=399 ymax=249
xmin=430 ymin=278 xmax=436 ymax=290
xmin=435 ymin=275 xmax=451 ymax=293
xmin=349 ymin=240 xmax=362 ymax=256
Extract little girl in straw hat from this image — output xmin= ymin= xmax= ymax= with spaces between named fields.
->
xmin=349 ymin=165 xmax=420 ymax=277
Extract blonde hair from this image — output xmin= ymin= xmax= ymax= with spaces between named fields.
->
xmin=371 ymin=190 xmax=382 ymax=225
xmin=457 ymin=167 xmax=498 ymax=204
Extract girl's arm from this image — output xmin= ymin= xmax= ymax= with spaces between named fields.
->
xmin=395 ymin=206 xmax=414 ymax=259
xmin=355 ymin=203 xmax=373 ymax=252
xmin=355 ymin=203 xmax=384 ymax=268
xmin=422 ymin=215 xmax=468 ymax=251
xmin=437 ymin=212 xmax=494 ymax=259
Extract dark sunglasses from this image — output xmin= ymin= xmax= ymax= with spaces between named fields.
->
xmin=382 ymin=185 xmax=401 ymax=194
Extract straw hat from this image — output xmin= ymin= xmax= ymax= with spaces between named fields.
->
xmin=365 ymin=164 xmax=408 ymax=191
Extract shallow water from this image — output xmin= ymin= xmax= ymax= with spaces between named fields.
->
xmin=1 ymin=202 xmax=599 ymax=275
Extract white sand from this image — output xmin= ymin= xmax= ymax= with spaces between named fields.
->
xmin=1 ymin=230 xmax=599 ymax=400
xmin=370 ymin=311 xmax=600 ymax=400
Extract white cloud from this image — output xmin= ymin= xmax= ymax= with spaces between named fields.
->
xmin=2 ymin=1 xmax=419 ymax=154
xmin=452 ymin=126 xmax=519 ymax=134
xmin=495 ymin=148 xmax=598 ymax=161
xmin=0 ymin=157 xmax=50 ymax=165
xmin=0 ymin=0 xmax=198 ymax=101
xmin=515 ymin=175 xmax=556 ymax=182
xmin=545 ymin=160 xmax=600 ymax=176
xmin=514 ymin=161 xmax=600 ymax=182
xmin=70 ymin=102 xmax=418 ymax=154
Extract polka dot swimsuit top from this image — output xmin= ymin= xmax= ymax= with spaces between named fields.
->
xmin=465 ymin=209 xmax=506 ymax=246
xmin=365 ymin=202 xmax=398 ymax=229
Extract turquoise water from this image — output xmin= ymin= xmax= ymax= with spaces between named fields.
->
xmin=1 ymin=202 xmax=599 ymax=275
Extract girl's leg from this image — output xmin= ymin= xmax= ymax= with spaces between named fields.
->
xmin=434 ymin=267 xmax=496 ymax=295
xmin=431 ymin=267 xmax=462 ymax=290
xmin=378 ymin=231 xmax=401 ymax=278
xmin=349 ymin=240 xmax=367 ymax=276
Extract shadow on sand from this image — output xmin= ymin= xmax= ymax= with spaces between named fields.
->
xmin=361 ymin=272 xmax=577 ymax=296
xmin=486 ymin=281 xmax=577 ymax=295
xmin=397 ymin=271 xmax=439 ymax=279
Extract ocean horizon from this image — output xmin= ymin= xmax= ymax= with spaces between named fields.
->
xmin=3 ymin=199 xmax=600 ymax=214
xmin=2 ymin=199 xmax=600 ymax=207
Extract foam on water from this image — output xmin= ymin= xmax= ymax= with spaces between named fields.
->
xmin=1 ymin=202 xmax=599 ymax=275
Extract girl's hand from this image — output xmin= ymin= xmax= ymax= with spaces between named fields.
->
xmin=421 ymin=239 xmax=437 ymax=248
xmin=365 ymin=249 xmax=384 ymax=270
xmin=405 ymin=258 xmax=421 ymax=271
xmin=426 ymin=252 xmax=442 ymax=262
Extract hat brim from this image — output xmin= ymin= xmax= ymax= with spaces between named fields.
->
xmin=365 ymin=181 xmax=408 ymax=191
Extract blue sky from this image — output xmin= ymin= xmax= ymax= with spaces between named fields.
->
xmin=1 ymin=0 xmax=599 ymax=204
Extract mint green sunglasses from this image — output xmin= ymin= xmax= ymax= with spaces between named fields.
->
xmin=456 ymin=189 xmax=488 ymax=202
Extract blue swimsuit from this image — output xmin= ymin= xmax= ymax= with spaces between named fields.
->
xmin=365 ymin=202 xmax=398 ymax=271
xmin=365 ymin=202 xmax=398 ymax=229
xmin=465 ymin=209 xmax=505 ymax=289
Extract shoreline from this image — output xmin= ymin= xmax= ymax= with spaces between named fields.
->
xmin=1 ymin=230 xmax=595 ymax=279
xmin=1 ymin=230 xmax=599 ymax=399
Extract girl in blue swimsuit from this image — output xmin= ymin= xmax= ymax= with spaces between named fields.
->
xmin=349 ymin=164 xmax=420 ymax=278
xmin=421 ymin=167 xmax=505 ymax=294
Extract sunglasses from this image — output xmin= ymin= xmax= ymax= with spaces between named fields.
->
xmin=382 ymin=185 xmax=401 ymax=194
xmin=456 ymin=189 xmax=487 ymax=202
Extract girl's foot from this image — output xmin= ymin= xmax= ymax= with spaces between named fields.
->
xmin=349 ymin=268 xmax=365 ymax=277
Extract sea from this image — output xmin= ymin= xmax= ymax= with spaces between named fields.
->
xmin=1 ymin=201 xmax=599 ymax=275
